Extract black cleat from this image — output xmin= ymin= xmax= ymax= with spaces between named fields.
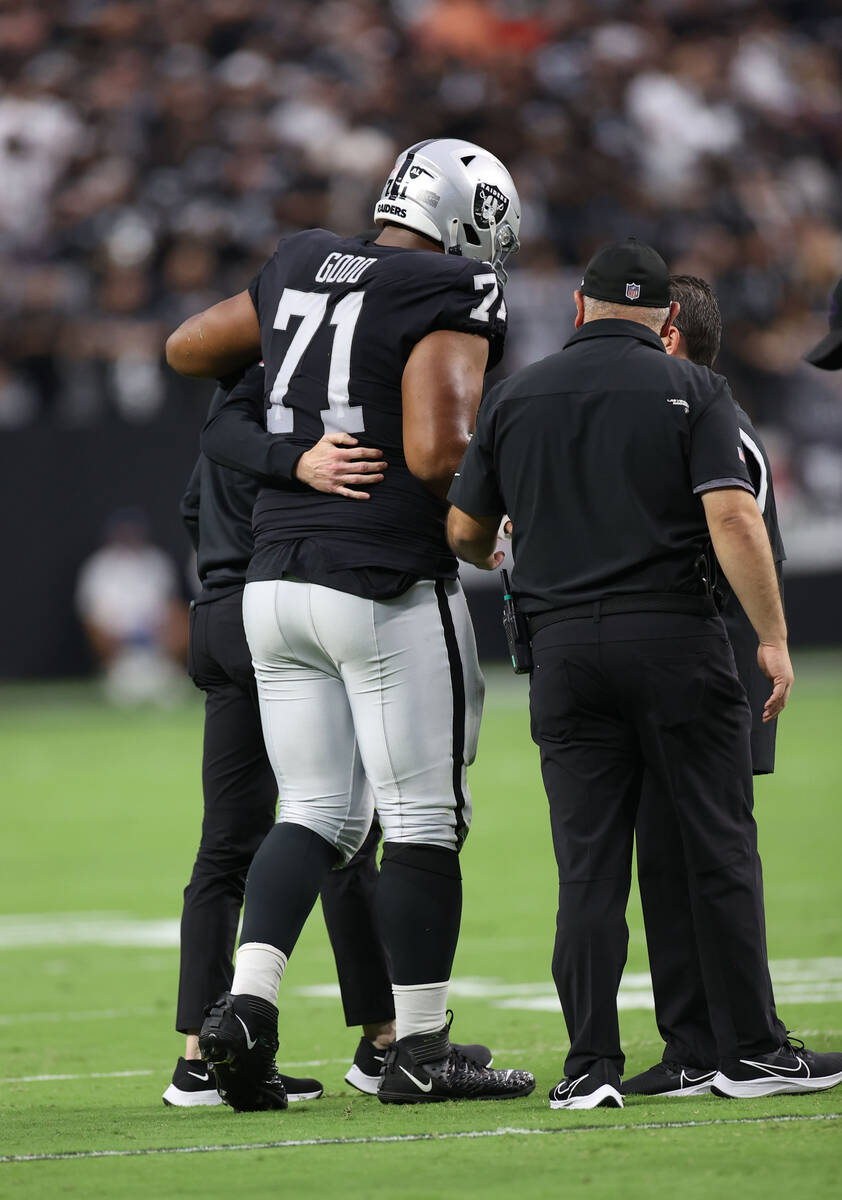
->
xmin=378 ymin=1017 xmax=533 ymax=1105
xmin=198 ymin=992 xmax=289 ymax=1112
xmin=712 ymin=1038 xmax=842 ymax=1098
xmin=549 ymin=1060 xmax=623 ymax=1110
xmin=346 ymin=1032 xmax=493 ymax=1095
xmin=622 ymin=1060 xmax=717 ymax=1098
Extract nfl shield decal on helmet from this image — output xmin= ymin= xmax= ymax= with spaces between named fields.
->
xmin=473 ymin=182 xmax=509 ymax=229
xmin=625 ymin=281 xmax=641 ymax=301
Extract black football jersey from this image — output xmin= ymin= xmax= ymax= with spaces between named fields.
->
xmin=246 ymin=228 xmax=507 ymax=593
xmin=717 ymin=406 xmax=785 ymax=774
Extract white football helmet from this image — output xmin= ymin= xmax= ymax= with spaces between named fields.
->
xmin=373 ymin=138 xmax=521 ymax=284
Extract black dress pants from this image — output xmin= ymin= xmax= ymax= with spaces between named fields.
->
xmin=529 ymin=610 xmax=782 ymax=1078
xmin=176 ymin=590 xmax=394 ymax=1033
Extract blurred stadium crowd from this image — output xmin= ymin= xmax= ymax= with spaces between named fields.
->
xmin=3 ymin=0 xmax=842 ymax=564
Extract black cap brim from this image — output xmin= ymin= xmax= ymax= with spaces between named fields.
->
xmin=804 ymin=329 xmax=842 ymax=370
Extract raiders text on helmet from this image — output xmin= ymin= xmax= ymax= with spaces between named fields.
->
xmin=374 ymin=139 xmax=521 ymax=285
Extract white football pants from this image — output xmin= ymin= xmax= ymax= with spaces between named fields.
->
xmin=242 ymin=577 xmax=484 ymax=860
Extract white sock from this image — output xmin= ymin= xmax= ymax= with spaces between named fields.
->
xmin=393 ymin=980 xmax=450 ymax=1040
xmin=231 ymin=942 xmax=288 ymax=1006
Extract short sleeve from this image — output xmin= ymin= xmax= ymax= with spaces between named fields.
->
xmin=689 ymin=379 xmax=754 ymax=496
xmin=434 ymin=261 xmax=508 ymax=369
xmin=247 ymin=236 xmax=290 ymax=316
xmin=447 ymin=386 xmax=505 ymax=516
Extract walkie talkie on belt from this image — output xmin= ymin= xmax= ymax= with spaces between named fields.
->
xmin=501 ymin=568 xmax=533 ymax=675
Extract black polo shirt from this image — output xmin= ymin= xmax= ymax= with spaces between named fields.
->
xmin=448 ymin=319 xmax=754 ymax=614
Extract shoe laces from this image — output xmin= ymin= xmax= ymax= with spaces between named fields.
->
xmin=783 ymin=1033 xmax=805 ymax=1056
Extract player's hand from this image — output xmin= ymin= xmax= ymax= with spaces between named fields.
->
xmin=498 ymin=517 xmax=513 ymax=539
xmin=757 ymin=642 xmax=794 ymax=722
xmin=473 ymin=549 xmax=506 ymax=571
xmin=294 ymin=433 xmax=387 ymax=500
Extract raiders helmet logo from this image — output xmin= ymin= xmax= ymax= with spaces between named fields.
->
xmin=473 ymin=182 xmax=509 ymax=229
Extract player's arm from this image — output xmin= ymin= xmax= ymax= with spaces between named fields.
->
xmin=180 ymin=459 xmax=202 ymax=550
xmin=202 ymin=369 xmax=388 ymax=500
xmin=165 ymin=291 xmax=261 ymax=380
xmin=702 ymin=487 xmax=793 ymax=721
xmin=402 ymin=329 xmax=489 ymax=500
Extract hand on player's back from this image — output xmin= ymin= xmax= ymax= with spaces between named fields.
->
xmin=294 ymin=433 xmax=387 ymax=501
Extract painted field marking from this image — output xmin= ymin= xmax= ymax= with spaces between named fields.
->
xmin=2 ymin=1112 xmax=839 ymax=1165
xmin=1 ymin=1060 xmax=350 ymax=1084
xmin=0 ymin=1007 xmax=160 ymax=1026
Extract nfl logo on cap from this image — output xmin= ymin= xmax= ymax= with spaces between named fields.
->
xmin=625 ymin=281 xmax=641 ymax=301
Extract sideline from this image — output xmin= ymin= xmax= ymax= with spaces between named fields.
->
xmin=2 ymin=1112 xmax=840 ymax=1164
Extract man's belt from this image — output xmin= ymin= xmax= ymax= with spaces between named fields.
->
xmin=528 ymin=593 xmax=717 ymax=636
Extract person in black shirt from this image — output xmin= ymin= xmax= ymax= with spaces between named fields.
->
xmin=803 ymin=273 xmax=842 ymax=370
xmin=164 ymin=364 xmax=408 ymax=1106
xmin=166 ymin=139 xmax=534 ymax=1108
xmin=449 ymin=238 xmax=841 ymax=1108
xmin=625 ymin=274 xmax=789 ymax=1098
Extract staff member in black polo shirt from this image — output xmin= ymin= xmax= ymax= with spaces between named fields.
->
xmin=626 ymin=274 xmax=788 ymax=1098
xmin=447 ymin=238 xmax=842 ymax=1109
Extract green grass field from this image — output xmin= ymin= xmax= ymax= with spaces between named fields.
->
xmin=1 ymin=657 xmax=841 ymax=1198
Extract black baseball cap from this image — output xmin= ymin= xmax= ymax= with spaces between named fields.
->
xmin=804 ymin=275 xmax=842 ymax=370
xmin=581 ymin=237 xmax=671 ymax=307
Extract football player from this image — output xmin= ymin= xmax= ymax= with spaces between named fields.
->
xmin=165 ymin=139 xmax=535 ymax=1108
xmin=624 ymin=273 xmax=790 ymax=1098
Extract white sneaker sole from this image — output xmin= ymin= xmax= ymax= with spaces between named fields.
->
xmin=286 ymin=1087 xmax=324 ymax=1102
xmin=345 ymin=1064 xmax=382 ymax=1095
xmin=550 ymin=1084 xmax=624 ymax=1110
xmin=162 ymin=1083 xmax=223 ymax=1107
xmin=661 ymin=1080 xmax=716 ymax=1097
xmin=712 ymin=1069 xmax=842 ymax=1098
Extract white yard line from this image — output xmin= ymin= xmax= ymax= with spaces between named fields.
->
xmin=1 ymin=1113 xmax=839 ymax=1165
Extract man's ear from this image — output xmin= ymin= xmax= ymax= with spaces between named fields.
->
xmin=574 ymin=289 xmax=586 ymax=328
xmin=662 ymin=324 xmax=682 ymax=356
xmin=659 ymin=299 xmax=680 ymax=340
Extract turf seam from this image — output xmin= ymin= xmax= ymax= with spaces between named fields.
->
xmin=2 ymin=1111 xmax=840 ymax=1164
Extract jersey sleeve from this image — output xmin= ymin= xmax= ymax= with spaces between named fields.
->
xmin=433 ymin=260 xmax=508 ymax=369
xmin=447 ymin=385 xmax=505 ymax=516
xmin=689 ymin=378 xmax=754 ymax=496
xmin=247 ymin=235 xmax=290 ymax=316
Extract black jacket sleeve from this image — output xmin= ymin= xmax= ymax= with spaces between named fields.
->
xmin=180 ymin=458 xmax=201 ymax=550
xmin=200 ymin=363 xmax=304 ymax=485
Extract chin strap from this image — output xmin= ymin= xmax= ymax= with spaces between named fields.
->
xmin=445 ymin=216 xmax=462 ymax=256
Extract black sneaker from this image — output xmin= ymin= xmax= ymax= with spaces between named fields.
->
xmin=162 ymin=1055 xmax=323 ymax=1106
xmin=378 ymin=1020 xmax=534 ymax=1105
xmin=622 ymin=1060 xmax=717 ymax=1098
xmin=712 ymin=1038 xmax=842 ymax=1098
xmin=199 ymin=992 xmax=288 ymax=1112
xmin=162 ymin=1057 xmax=222 ymax=1107
xmin=549 ymin=1060 xmax=623 ymax=1110
xmin=346 ymin=1033 xmax=493 ymax=1095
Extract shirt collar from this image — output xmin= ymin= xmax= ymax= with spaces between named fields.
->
xmin=563 ymin=318 xmax=667 ymax=353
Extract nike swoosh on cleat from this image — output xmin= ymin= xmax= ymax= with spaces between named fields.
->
xmin=681 ymin=1070 xmax=716 ymax=1087
xmin=742 ymin=1056 xmax=810 ymax=1077
xmin=234 ymin=1014 xmax=258 ymax=1050
xmin=187 ymin=1071 xmax=210 ymax=1082
xmin=399 ymin=1065 xmax=433 ymax=1092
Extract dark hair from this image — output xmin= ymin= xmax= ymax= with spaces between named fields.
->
xmin=669 ymin=274 xmax=722 ymax=368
